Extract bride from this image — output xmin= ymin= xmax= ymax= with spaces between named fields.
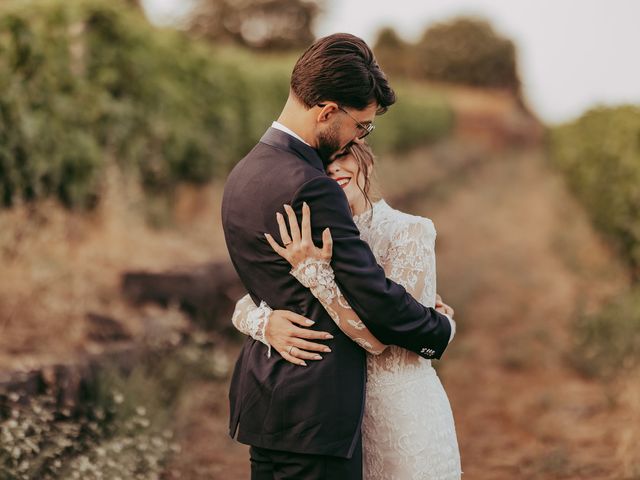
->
xmin=231 ymin=143 xmax=462 ymax=479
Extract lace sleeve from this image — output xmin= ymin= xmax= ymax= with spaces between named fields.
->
xmin=290 ymin=259 xmax=387 ymax=355
xmin=386 ymin=219 xmax=456 ymax=343
xmin=231 ymin=293 xmax=273 ymax=357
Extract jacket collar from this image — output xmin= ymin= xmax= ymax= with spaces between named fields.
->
xmin=259 ymin=127 xmax=325 ymax=172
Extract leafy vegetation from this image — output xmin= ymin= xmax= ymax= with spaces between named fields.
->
xmin=374 ymin=17 xmax=521 ymax=92
xmin=0 ymin=0 xmax=290 ymax=210
xmin=0 ymin=0 xmax=452 ymax=212
xmin=549 ymin=105 xmax=640 ymax=378
xmin=0 ymin=333 xmax=225 ymax=479
xmin=548 ymin=105 xmax=640 ymax=278
xmin=571 ymin=287 xmax=640 ymax=378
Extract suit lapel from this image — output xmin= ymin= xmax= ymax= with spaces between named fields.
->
xmin=259 ymin=127 xmax=325 ymax=173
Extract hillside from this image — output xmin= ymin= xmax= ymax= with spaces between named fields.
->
xmin=1 ymin=89 xmax=636 ymax=478
xmin=162 ymin=142 xmax=635 ymax=479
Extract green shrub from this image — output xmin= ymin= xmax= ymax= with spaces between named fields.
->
xmin=0 ymin=0 xmax=452 ymax=212
xmin=369 ymin=82 xmax=453 ymax=154
xmin=0 ymin=0 xmax=290 ymax=209
xmin=548 ymin=105 xmax=640 ymax=276
xmin=0 ymin=332 xmax=226 ymax=479
xmin=416 ymin=17 xmax=520 ymax=91
xmin=571 ymin=287 xmax=640 ymax=378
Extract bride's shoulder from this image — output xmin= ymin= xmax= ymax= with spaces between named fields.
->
xmin=382 ymin=202 xmax=436 ymax=238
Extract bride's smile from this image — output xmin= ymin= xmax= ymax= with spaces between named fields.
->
xmin=334 ymin=176 xmax=351 ymax=188
xmin=326 ymin=146 xmax=372 ymax=216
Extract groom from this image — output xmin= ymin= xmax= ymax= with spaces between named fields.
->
xmin=222 ymin=33 xmax=454 ymax=479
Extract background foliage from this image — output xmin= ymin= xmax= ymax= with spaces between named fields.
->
xmin=374 ymin=17 xmax=521 ymax=92
xmin=549 ymin=105 xmax=640 ymax=378
xmin=0 ymin=0 xmax=452 ymax=211
xmin=548 ymin=105 xmax=640 ymax=278
xmin=0 ymin=0 xmax=291 ymax=209
xmin=188 ymin=0 xmax=324 ymax=51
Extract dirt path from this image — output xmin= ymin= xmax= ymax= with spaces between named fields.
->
xmin=414 ymin=149 xmax=633 ymax=479
xmin=166 ymin=148 xmax=636 ymax=479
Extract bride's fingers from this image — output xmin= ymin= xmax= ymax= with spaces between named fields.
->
xmin=284 ymin=204 xmax=301 ymax=243
xmin=291 ymin=337 xmax=330 ymax=353
xmin=264 ymin=233 xmax=287 ymax=258
xmin=276 ymin=212 xmax=292 ymax=246
xmin=321 ymin=228 xmax=333 ymax=259
xmin=280 ymin=349 xmax=307 ymax=366
xmin=288 ymin=345 xmax=323 ymax=361
xmin=301 ymin=202 xmax=312 ymax=245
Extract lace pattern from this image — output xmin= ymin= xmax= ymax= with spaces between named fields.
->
xmin=354 ymin=200 xmax=462 ymax=479
xmin=291 ymin=258 xmax=386 ymax=355
xmin=231 ymin=294 xmax=273 ymax=357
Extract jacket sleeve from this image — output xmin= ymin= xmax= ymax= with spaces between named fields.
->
xmin=288 ymin=175 xmax=451 ymax=359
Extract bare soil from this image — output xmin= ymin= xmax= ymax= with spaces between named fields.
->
xmin=1 ymin=139 xmax=637 ymax=478
xmin=164 ymin=146 xmax=638 ymax=479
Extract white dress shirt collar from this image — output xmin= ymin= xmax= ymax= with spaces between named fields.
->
xmin=271 ymin=121 xmax=310 ymax=146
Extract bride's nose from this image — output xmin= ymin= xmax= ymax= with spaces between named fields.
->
xmin=327 ymin=163 xmax=340 ymax=174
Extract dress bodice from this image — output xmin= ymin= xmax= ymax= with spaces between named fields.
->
xmin=354 ymin=199 xmax=438 ymax=386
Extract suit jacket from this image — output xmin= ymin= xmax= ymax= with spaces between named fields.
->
xmin=221 ymin=127 xmax=452 ymax=458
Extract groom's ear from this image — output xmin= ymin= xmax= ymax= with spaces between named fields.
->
xmin=316 ymin=102 xmax=339 ymax=124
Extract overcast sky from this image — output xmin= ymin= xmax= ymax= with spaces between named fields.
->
xmin=143 ymin=0 xmax=640 ymax=123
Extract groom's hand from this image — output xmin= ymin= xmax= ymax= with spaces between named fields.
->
xmin=435 ymin=294 xmax=455 ymax=318
xmin=435 ymin=294 xmax=456 ymax=343
xmin=266 ymin=310 xmax=333 ymax=366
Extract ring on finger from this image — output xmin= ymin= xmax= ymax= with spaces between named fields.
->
xmin=288 ymin=345 xmax=294 ymax=355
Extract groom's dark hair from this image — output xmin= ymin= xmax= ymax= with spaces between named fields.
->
xmin=291 ymin=33 xmax=396 ymax=114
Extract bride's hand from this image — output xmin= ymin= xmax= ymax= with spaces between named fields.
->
xmin=264 ymin=202 xmax=333 ymax=268
xmin=266 ymin=310 xmax=333 ymax=367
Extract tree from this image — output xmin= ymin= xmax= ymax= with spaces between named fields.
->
xmin=373 ymin=27 xmax=417 ymax=79
xmin=188 ymin=0 xmax=324 ymax=51
xmin=416 ymin=17 xmax=521 ymax=91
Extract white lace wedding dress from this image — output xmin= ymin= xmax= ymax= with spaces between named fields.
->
xmin=232 ymin=199 xmax=462 ymax=479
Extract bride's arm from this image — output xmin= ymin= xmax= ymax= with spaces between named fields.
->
xmin=266 ymin=203 xmax=387 ymax=355
xmin=290 ymin=257 xmax=387 ymax=355
xmin=231 ymin=293 xmax=334 ymax=365
xmin=231 ymin=294 xmax=274 ymax=357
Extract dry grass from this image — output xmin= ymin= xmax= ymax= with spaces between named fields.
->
xmin=417 ymin=147 xmax=635 ymax=479
xmin=1 ymin=130 xmax=638 ymax=478
xmin=0 ymin=165 xmax=229 ymax=371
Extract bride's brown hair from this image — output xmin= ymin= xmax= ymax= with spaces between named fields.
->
xmin=348 ymin=142 xmax=378 ymax=214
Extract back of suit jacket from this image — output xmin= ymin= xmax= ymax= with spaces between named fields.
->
xmin=222 ymin=128 xmax=451 ymax=458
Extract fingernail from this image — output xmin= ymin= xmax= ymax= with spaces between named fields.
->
xmin=324 ymin=334 xmax=334 ymax=339
xmin=301 ymin=361 xmax=307 ymax=367
xmin=314 ymin=355 xmax=322 ymax=360
xmin=305 ymin=319 xmax=315 ymax=326
xmin=303 ymin=201 xmax=308 ymax=208
xmin=324 ymin=347 xmax=331 ymax=353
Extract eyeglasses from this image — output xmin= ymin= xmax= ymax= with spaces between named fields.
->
xmin=318 ymin=103 xmax=375 ymax=140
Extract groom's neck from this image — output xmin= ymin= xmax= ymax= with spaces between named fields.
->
xmin=277 ymin=95 xmax=317 ymax=148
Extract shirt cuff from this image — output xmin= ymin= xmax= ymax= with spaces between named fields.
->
xmin=445 ymin=314 xmax=456 ymax=344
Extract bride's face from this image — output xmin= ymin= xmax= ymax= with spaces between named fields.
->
xmin=326 ymin=151 xmax=369 ymax=213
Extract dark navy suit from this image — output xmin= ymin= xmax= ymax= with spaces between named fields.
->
xmin=221 ymin=127 xmax=451 ymax=478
